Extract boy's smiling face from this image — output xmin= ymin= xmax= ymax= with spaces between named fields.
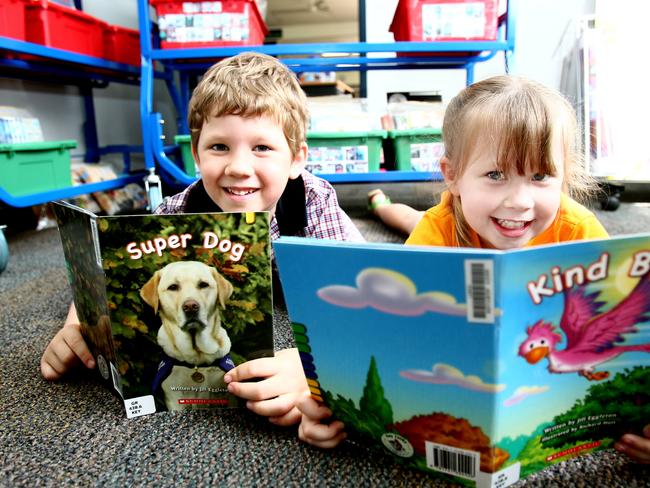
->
xmin=193 ymin=114 xmax=306 ymax=215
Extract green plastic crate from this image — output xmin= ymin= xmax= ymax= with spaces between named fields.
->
xmin=306 ymin=130 xmax=386 ymax=174
xmin=0 ymin=140 xmax=76 ymax=196
xmin=174 ymin=134 xmax=197 ymax=177
xmin=389 ymin=128 xmax=443 ymax=172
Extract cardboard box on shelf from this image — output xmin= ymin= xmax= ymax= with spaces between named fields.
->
xmin=70 ymin=163 xmax=147 ymax=215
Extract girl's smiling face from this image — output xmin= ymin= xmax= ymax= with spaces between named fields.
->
xmin=444 ymin=134 xmax=565 ymax=250
xmin=193 ymin=114 xmax=306 ymax=215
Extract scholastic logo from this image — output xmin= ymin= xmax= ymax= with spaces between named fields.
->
xmin=178 ymin=398 xmax=228 ymax=405
xmin=546 ymin=441 xmax=601 ymax=462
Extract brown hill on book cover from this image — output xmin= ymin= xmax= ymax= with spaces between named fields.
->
xmin=392 ymin=412 xmax=510 ymax=473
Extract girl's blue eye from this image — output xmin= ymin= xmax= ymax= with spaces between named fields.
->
xmin=211 ymin=143 xmax=228 ymax=151
xmin=486 ymin=170 xmax=504 ymax=181
xmin=254 ymin=145 xmax=271 ymax=152
xmin=532 ymin=173 xmax=549 ymax=182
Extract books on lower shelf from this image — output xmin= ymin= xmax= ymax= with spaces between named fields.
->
xmin=52 ymin=201 xmax=273 ymax=418
xmin=274 ymin=233 xmax=650 ymax=488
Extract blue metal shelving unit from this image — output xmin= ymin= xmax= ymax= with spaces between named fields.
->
xmin=0 ymin=33 xmax=175 ymax=208
xmin=137 ymin=0 xmax=515 ymax=191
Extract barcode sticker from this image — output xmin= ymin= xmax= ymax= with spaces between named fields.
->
xmin=426 ymin=441 xmax=479 ymax=480
xmin=90 ymin=218 xmax=102 ymax=268
xmin=465 ymin=259 xmax=494 ymax=323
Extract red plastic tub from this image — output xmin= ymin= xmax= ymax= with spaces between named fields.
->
xmin=0 ymin=0 xmax=27 ymax=41
xmin=390 ymin=0 xmax=499 ymax=42
xmin=150 ymin=0 xmax=268 ymax=49
xmin=25 ymin=0 xmax=107 ymax=58
xmin=104 ymin=25 xmax=141 ymax=66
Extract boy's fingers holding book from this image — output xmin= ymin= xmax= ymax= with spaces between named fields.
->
xmin=40 ymin=324 xmax=94 ymax=380
xmin=296 ymin=393 xmax=331 ymax=420
xmin=225 ymin=357 xmax=279 ymax=384
xmin=62 ymin=324 xmax=96 ymax=369
xmin=228 ymin=373 xmax=298 ymax=401
xmin=269 ymin=406 xmax=303 ymax=426
xmin=40 ymin=355 xmax=65 ymax=381
xmin=225 ymin=348 xmax=304 ymax=383
xmin=245 ymin=391 xmax=298 ymax=417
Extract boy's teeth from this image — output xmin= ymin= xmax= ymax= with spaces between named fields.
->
xmin=497 ymin=218 xmax=525 ymax=229
xmin=228 ymin=188 xmax=255 ymax=196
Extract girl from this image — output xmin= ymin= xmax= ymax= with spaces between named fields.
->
xmin=297 ymin=75 xmax=650 ymax=463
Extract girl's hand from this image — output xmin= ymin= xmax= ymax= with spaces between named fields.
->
xmin=615 ymin=424 xmax=650 ymax=464
xmin=296 ymin=392 xmax=347 ymax=449
xmin=224 ymin=348 xmax=307 ymax=426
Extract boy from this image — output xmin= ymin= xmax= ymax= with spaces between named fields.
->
xmin=41 ymin=52 xmax=363 ymax=428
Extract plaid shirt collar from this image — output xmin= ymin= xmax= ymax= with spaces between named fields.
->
xmin=156 ymin=178 xmax=307 ymax=240
xmin=154 ymin=171 xmax=362 ymax=242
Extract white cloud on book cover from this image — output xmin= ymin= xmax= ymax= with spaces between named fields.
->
xmin=317 ymin=268 xmax=468 ymax=317
xmin=503 ymin=385 xmax=550 ymax=406
xmin=400 ymin=363 xmax=505 ymax=393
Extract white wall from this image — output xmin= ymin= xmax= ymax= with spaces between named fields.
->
xmin=365 ymin=0 xmax=595 ymax=112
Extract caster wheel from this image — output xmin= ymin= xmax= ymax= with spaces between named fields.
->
xmin=600 ymin=195 xmax=620 ymax=211
xmin=0 ymin=227 xmax=8 ymax=274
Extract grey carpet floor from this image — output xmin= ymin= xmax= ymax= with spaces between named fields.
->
xmin=1 ymin=201 xmax=650 ymax=487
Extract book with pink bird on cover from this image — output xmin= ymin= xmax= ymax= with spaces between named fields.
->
xmin=273 ymin=232 xmax=650 ymax=488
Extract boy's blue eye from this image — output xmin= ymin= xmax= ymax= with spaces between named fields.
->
xmin=532 ymin=173 xmax=549 ymax=182
xmin=254 ymin=145 xmax=271 ymax=152
xmin=211 ymin=143 xmax=228 ymax=151
xmin=486 ymin=170 xmax=505 ymax=181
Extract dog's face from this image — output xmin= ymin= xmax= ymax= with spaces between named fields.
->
xmin=140 ymin=261 xmax=233 ymax=340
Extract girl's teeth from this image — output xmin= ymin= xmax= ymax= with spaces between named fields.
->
xmin=497 ymin=219 xmax=525 ymax=229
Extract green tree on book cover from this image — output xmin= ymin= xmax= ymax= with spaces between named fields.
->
xmin=360 ymin=356 xmax=394 ymax=426
xmin=545 ymin=366 xmax=650 ymax=447
xmin=325 ymin=355 xmax=394 ymax=439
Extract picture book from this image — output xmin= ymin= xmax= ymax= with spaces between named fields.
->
xmin=273 ymin=234 xmax=650 ymax=488
xmin=52 ymin=201 xmax=273 ymax=418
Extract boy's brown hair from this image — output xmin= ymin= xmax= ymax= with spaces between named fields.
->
xmin=442 ymin=75 xmax=596 ymax=247
xmin=188 ymin=52 xmax=309 ymax=157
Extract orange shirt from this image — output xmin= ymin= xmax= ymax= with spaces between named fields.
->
xmin=405 ymin=191 xmax=609 ymax=248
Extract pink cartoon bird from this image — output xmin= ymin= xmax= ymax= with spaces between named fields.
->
xmin=518 ymin=271 xmax=650 ymax=380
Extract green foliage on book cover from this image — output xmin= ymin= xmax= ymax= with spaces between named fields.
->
xmin=509 ymin=366 xmax=650 ymax=477
xmin=325 ymin=356 xmax=394 ymax=439
xmin=54 ymin=204 xmax=109 ymax=327
xmin=98 ymin=213 xmax=272 ymax=397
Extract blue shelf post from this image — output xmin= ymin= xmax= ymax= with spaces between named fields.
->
xmin=80 ymin=83 xmax=100 ymax=163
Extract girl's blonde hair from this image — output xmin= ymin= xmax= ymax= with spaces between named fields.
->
xmin=188 ymin=52 xmax=308 ymax=157
xmin=442 ymin=75 xmax=596 ymax=247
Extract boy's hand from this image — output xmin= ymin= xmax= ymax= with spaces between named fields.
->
xmin=224 ymin=347 xmax=308 ymax=426
xmin=40 ymin=322 xmax=95 ymax=380
xmin=615 ymin=424 xmax=650 ymax=464
xmin=296 ymin=392 xmax=347 ymax=449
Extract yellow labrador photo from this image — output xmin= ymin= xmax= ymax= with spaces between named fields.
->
xmin=140 ymin=260 xmax=233 ymax=365
xmin=141 ymin=261 xmax=238 ymax=410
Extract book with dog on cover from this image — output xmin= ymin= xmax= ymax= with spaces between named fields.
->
xmin=52 ymin=201 xmax=273 ymax=418
xmin=274 ymin=233 xmax=650 ymax=488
